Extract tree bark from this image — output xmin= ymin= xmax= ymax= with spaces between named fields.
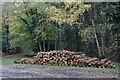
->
xmin=47 ymin=41 xmax=50 ymax=51
xmin=92 ymin=20 xmax=102 ymax=57
xmin=101 ymin=37 xmax=104 ymax=56
xmin=86 ymin=40 xmax=89 ymax=54
xmin=59 ymin=24 xmax=62 ymax=49
xmin=55 ymin=40 xmax=57 ymax=50
xmin=90 ymin=3 xmax=102 ymax=58
xmin=38 ymin=41 xmax=42 ymax=52
xmin=75 ymin=27 xmax=80 ymax=51
xmin=43 ymin=41 xmax=46 ymax=52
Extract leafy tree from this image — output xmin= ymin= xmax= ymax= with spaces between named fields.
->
xmin=48 ymin=2 xmax=91 ymax=50
xmin=2 ymin=3 xmax=16 ymax=53
xmin=9 ymin=2 xmax=58 ymax=52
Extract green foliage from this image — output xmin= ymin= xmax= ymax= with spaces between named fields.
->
xmin=9 ymin=19 xmax=33 ymax=51
xmin=79 ymin=27 xmax=94 ymax=42
xmin=2 ymin=2 xmax=119 ymax=60
xmin=64 ymin=2 xmax=91 ymax=26
xmin=48 ymin=2 xmax=91 ymax=26
xmin=7 ymin=2 xmax=58 ymax=51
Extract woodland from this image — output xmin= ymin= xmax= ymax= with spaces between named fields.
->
xmin=2 ymin=2 xmax=120 ymax=61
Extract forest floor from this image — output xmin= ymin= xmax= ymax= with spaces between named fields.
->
xmin=0 ymin=53 xmax=119 ymax=78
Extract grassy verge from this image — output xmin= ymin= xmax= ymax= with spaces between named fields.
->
xmin=115 ymin=62 xmax=120 ymax=72
xmin=29 ymin=63 xmax=118 ymax=73
xmin=1 ymin=54 xmax=36 ymax=65
xmin=1 ymin=55 xmax=23 ymax=65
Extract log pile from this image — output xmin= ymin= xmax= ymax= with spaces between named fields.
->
xmin=14 ymin=50 xmax=116 ymax=68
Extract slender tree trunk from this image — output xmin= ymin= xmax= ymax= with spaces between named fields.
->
xmin=2 ymin=24 xmax=9 ymax=53
xmin=4 ymin=25 xmax=9 ymax=53
xmin=47 ymin=41 xmax=50 ymax=51
xmin=101 ymin=24 xmax=105 ymax=56
xmin=54 ymin=26 xmax=57 ymax=50
xmin=92 ymin=20 xmax=102 ymax=57
xmin=43 ymin=41 xmax=46 ymax=52
xmin=55 ymin=40 xmax=57 ymax=50
xmin=90 ymin=3 xmax=102 ymax=58
xmin=59 ymin=24 xmax=62 ymax=49
xmin=101 ymin=37 xmax=104 ymax=56
xmin=38 ymin=41 xmax=42 ymax=52
xmin=86 ymin=40 xmax=89 ymax=54
xmin=75 ymin=27 xmax=80 ymax=51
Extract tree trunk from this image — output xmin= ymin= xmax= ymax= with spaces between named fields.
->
xmin=2 ymin=24 xmax=9 ymax=53
xmin=59 ymin=24 xmax=62 ymax=49
xmin=101 ymin=37 xmax=104 ymax=56
xmin=86 ymin=40 xmax=89 ymax=54
xmin=75 ymin=26 xmax=79 ymax=51
xmin=55 ymin=23 xmax=58 ymax=50
xmin=38 ymin=41 xmax=42 ymax=52
xmin=43 ymin=41 xmax=46 ymax=52
xmin=55 ymin=40 xmax=57 ymax=50
xmin=91 ymin=3 xmax=102 ymax=58
xmin=47 ymin=41 xmax=50 ymax=51
xmin=92 ymin=20 xmax=102 ymax=57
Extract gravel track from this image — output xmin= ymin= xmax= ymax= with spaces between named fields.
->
xmin=0 ymin=64 xmax=118 ymax=78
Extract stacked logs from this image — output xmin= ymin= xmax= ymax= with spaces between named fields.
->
xmin=14 ymin=50 xmax=116 ymax=68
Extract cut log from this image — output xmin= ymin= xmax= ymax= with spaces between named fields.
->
xmin=14 ymin=50 xmax=115 ymax=69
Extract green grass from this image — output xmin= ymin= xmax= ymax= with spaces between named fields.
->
xmin=30 ymin=63 xmax=118 ymax=73
xmin=115 ymin=62 xmax=120 ymax=72
xmin=1 ymin=54 xmax=36 ymax=65
xmin=1 ymin=56 xmax=22 ymax=65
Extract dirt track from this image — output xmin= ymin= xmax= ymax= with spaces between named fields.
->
xmin=0 ymin=64 xmax=118 ymax=78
